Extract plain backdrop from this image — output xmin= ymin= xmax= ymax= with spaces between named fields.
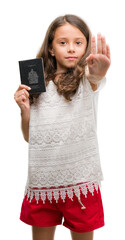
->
xmin=0 ymin=0 xmax=125 ymax=239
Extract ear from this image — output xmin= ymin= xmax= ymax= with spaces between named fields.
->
xmin=49 ymin=47 xmax=55 ymax=56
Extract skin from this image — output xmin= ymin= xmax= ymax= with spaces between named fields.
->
xmin=14 ymin=84 xmax=30 ymax=142
xmin=32 ymin=226 xmax=56 ymax=240
xmin=14 ymin=22 xmax=111 ymax=240
xmin=32 ymin=226 xmax=94 ymax=240
xmin=86 ymin=33 xmax=111 ymax=85
xmin=49 ymin=23 xmax=87 ymax=72
xmin=50 ymin=23 xmax=111 ymax=90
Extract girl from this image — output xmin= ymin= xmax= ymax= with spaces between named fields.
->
xmin=14 ymin=14 xmax=110 ymax=240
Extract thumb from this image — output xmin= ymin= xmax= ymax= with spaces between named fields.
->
xmin=86 ymin=54 xmax=95 ymax=64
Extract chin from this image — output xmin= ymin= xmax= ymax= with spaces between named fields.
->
xmin=67 ymin=63 xmax=76 ymax=68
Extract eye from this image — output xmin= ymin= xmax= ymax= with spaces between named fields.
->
xmin=60 ymin=41 xmax=66 ymax=45
xmin=76 ymin=41 xmax=82 ymax=45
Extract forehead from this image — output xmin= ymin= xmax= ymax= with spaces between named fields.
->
xmin=54 ymin=23 xmax=86 ymax=40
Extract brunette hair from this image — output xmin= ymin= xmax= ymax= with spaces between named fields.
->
xmin=30 ymin=14 xmax=91 ymax=103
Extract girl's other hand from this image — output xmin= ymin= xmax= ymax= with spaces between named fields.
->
xmin=86 ymin=33 xmax=111 ymax=83
xmin=14 ymin=84 xmax=31 ymax=114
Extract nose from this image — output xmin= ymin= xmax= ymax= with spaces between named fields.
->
xmin=67 ymin=43 xmax=75 ymax=53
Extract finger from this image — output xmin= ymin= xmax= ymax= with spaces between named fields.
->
xmin=23 ymin=89 xmax=30 ymax=98
xmin=19 ymin=95 xmax=27 ymax=102
xmin=106 ymin=44 xmax=111 ymax=60
xmin=14 ymin=90 xmax=23 ymax=100
xmin=15 ymin=94 xmax=27 ymax=105
xmin=14 ymin=90 xmax=29 ymax=103
xmin=101 ymin=36 xmax=106 ymax=55
xmin=97 ymin=33 xmax=102 ymax=54
xmin=15 ymin=89 xmax=29 ymax=98
xmin=17 ymin=84 xmax=31 ymax=92
xmin=86 ymin=54 xmax=94 ymax=64
xmin=91 ymin=36 xmax=96 ymax=54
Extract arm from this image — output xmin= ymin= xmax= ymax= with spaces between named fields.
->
xmin=89 ymin=82 xmax=98 ymax=91
xmin=14 ymin=84 xmax=31 ymax=142
xmin=21 ymin=110 xmax=30 ymax=142
xmin=86 ymin=33 xmax=111 ymax=91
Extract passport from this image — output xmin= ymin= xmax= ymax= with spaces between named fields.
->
xmin=18 ymin=58 xmax=46 ymax=94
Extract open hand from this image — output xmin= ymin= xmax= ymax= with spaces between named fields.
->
xmin=86 ymin=33 xmax=111 ymax=83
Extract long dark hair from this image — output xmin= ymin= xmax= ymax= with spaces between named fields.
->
xmin=31 ymin=14 xmax=91 ymax=103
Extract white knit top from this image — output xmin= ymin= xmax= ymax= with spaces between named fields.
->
xmin=25 ymin=76 xmax=106 ymax=204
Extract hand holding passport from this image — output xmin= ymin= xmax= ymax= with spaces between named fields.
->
xmin=19 ymin=58 xmax=46 ymax=94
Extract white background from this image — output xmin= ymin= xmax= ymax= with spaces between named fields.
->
xmin=0 ymin=0 xmax=125 ymax=239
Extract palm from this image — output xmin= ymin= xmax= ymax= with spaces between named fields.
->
xmin=86 ymin=34 xmax=111 ymax=80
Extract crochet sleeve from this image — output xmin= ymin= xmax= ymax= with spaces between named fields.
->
xmin=85 ymin=76 xmax=106 ymax=93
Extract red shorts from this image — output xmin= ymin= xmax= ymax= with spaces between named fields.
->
xmin=20 ymin=186 xmax=104 ymax=233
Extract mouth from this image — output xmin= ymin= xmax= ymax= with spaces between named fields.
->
xmin=65 ymin=56 xmax=77 ymax=61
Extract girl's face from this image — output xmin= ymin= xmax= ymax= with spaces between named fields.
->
xmin=50 ymin=23 xmax=87 ymax=73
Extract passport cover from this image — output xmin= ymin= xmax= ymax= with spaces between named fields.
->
xmin=19 ymin=58 xmax=46 ymax=94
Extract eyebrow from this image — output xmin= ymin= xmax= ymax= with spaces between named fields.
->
xmin=56 ymin=37 xmax=86 ymax=42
